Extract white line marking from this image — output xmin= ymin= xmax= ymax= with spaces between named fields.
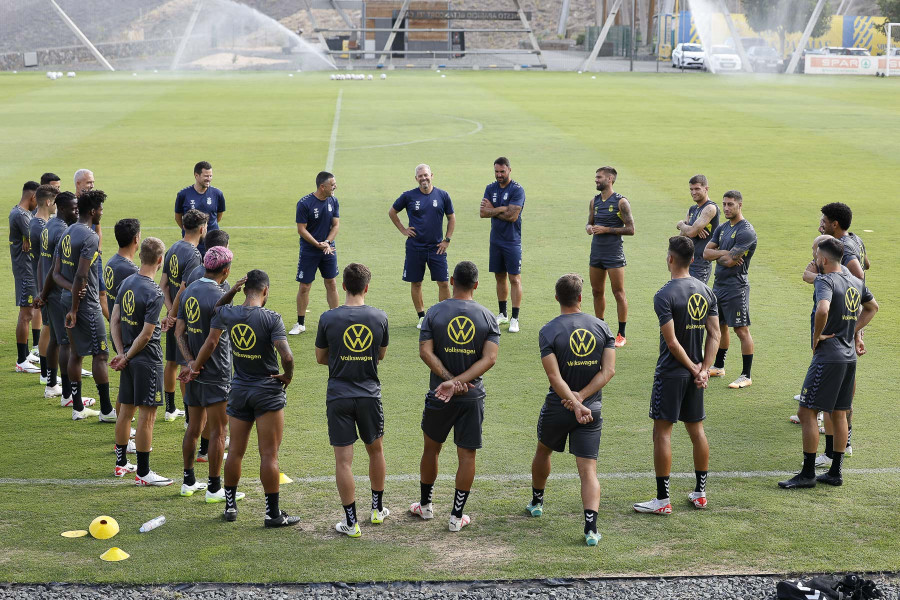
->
xmin=339 ymin=115 xmax=483 ymax=151
xmin=325 ymin=89 xmax=343 ymax=171
xmin=3 ymin=468 xmax=898 ymax=486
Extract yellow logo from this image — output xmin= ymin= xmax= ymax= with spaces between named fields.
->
xmin=61 ymin=234 xmax=72 ymax=258
xmin=41 ymin=228 xmax=49 ymax=251
xmin=688 ymin=293 xmax=709 ymax=321
xmin=343 ymin=324 xmax=373 ymax=352
xmin=447 ymin=316 xmax=475 ymax=345
xmin=122 ymin=290 xmax=135 ymax=316
xmin=103 ymin=265 xmax=115 ymax=291
xmin=569 ymin=328 xmax=597 ymax=357
xmin=608 ymin=206 xmax=614 ymax=212
xmin=231 ymin=324 xmax=256 ymax=351
xmin=845 ymin=287 xmax=861 ymax=313
xmin=100 ymin=340 xmax=107 ymax=351
xmin=185 ymin=297 xmax=201 ymax=324
xmin=168 ymin=254 xmax=179 ymax=279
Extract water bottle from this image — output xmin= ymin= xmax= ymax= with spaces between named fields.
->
xmin=139 ymin=515 xmax=166 ymax=533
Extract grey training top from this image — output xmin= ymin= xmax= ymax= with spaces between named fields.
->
xmin=115 ymin=273 xmax=164 ymax=365
xmin=654 ymin=277 xmax=719 ymax=378
xmin=211 ymin=305 xmax=286 ymax=392
xmin=58 ymin=222 xmax=101 ymax=312
xmin=178 ymin=278 xmax=232 ymax=385
xmin=538 ymin=312 xmax=614 ymax=407
xmin=811 ymin=271 xmax=873 ymax=363
xmin=315 ymin=304 xmax=389 ymax=401
xmin=710 ymin=219 xmax=757 ymax=289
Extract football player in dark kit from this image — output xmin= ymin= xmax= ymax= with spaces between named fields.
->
xmin=30 ymin=185 xmax=58 ymax=385
xmin=103 ymin=219 xmax=141 ymax=319
xmin=409 ymin=261 xmax=500 ymax=532
xmin=634 ymin=237 xmax=720 ymax=515
xmin=779 ymin=238 xmax=877 ymax=490
xmin=186 ymin=269 xmax=298 ymax=527
xmin=586 ymin=166 xmax=634 ymax=348
xmin=315 ymin=263 xmax=390 ymax=538
xmin=58 ymin=190 xmax=114 ymax=421
xmin=174 ymin=161 xmax=226 ymax=256
xmin=176 ymin=246 xmax=236 ymax=501
xmin=527 ymin=273 xmax=616 ymax=547
xmin=676 ymin=175 xmax=720 ymax=284
xmin=10 ymin=181 xmax=39 ymax=373
xmin=109 ymin=237 xmax=173 ymax=486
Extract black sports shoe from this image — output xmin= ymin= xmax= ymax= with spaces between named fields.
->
xmin=264 ymin=510 xmax=301 ymax=528
xmin=778 ymin=473 xmax=817 ymax=489
xmin=224 ymin=507 xmax=237 ymax=522
xmin=816 ymin=473 xmax=843 ymax=486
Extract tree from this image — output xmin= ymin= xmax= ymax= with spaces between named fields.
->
xmin=742 ymin=0 xmax=833 ymax=56
xmin=876 ymin=0 xmax=900 ymax=32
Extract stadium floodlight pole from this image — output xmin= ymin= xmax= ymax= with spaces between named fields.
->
xmin=377 ymin=0 xmax=411 ymax=66
xmin=716 ymin=0 xmax=753 ymax=73
xmin=785 ymin=0 xmax=828 ymax=75
xmin=582 ymin=0 xmax=624 ymax=72
xmin=630 ymin=0 xmax=636 ymax=72
xmin=47 ymin=0 xmax=114 ymax=72
xmin=514 ymin=0 xmax=546 ymax=67
xmin=170 ymin=0 xmax=204 ymax=71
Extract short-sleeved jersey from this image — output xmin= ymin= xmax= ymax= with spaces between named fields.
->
xmin=58 ymin=222 xmax=101 ymax=310
xmin=296 ymin=193 xmax=339 ymax=251
xmin=846 ymin=232 xmax=867 ymax=271
xmin=419 ymin=298 xmax=500 ymax=402
xmin=484 ymin=181 xmax=525 ymax=247
xmin=211 ymin=305 xmax=286 ymax=390
xmin=8 ymin=206 xmax=33 ymax=277
xmin=178 ymin=278 xmax=232 ymax=384
xmin=686 ymin=200 xmax=720 ymax=264
xmin=184 ymin=264 xmax=208 ymax=289
xmin=710 ymin=219 xmax=757 ymax=289
xmin=392 ymin=187 xmax=454 ymax=250
xmin=315 ymin=305 xmax=389 ymax=401
xmin=162 ymin=240 xmax=202 ymax=301
xmin=654 ymin=277 xmax=719 ymax=377
xmin=591 ymin=192 xmax=627 ymax=256
xmin=28 ymin=216 xmax=47 ymax=291
xmin=104 ymin=253 xmax=139 ymax=316
xmin=40 ymin=217 xmax=68 ymax=300
xmin=115 ymin=273 xmax=164 ymax=365
xmin=538 ymin=312 xmax=614 ymax=407
xmin=811 ymin=271 xmax=873 ymax=363
xmin=175 ymin=185 xmax=225 ymax=231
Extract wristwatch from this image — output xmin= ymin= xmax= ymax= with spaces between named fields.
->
xmin=444 ymin=237 xmax=451 ymax=243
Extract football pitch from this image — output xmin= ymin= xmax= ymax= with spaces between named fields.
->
xmin=0 ymin=70 xmax=898 ymax=583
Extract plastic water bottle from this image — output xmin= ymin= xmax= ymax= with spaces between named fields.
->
xmin=139 ymin=516 xmax=166 ymax=533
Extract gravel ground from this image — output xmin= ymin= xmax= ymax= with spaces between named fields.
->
xmin=3 ymin=575 xmax=899 ymax=600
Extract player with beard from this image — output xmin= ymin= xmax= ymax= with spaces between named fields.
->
xmin=675 ymin=175 xmax=720 ymax=284
xmin=10 ymin=181 xmax=39 ymax=373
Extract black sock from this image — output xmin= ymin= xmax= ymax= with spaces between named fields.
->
xmin=164 ymin=391 xmax=175 ymax=413
xmin=531 ymin=487 xmax=544 ymax=506
xmin=695 ymin=470 xmax=708 ymax=493
xmin=451 ymin=489 xmax=469 ymax=519
xmin=97 ymin=382 xmax=112 ymax=415
xmin=511 ymin=307 xmax=520 ymax=319
xmin=828 ymin=452 xmax=844 ymax=478
xmin=115 ymin=444 xmax=127 ymax=467
xmin=16 ymin=343 xmax=28 ymax=364
xmin=372 ymin=489 xmax=383 ymax=512
xmin=417 ymin=311 xmax=425 ymax=319
xmin=618 ymin=322 xmax=626 ymax=337
xmin=714 ymin=348 xmax=727 ymax=369
xmin=343 ymin=502 xmax=357 ymax=526
xmin=265 ymin=492 xmax=280 ymax=520
xmin=199 ymin=437 xmax=209 ymax=455
xmin=136 ymin=451 xmax=150 ymax=477
xmin=32 ymin=329 xmax=40 ymax=347
xmin=583 ymin=509 xmax=598 ymax=534
xmin=498 ymin=300 xmax=507 ymax=316
xmin=225 ymin=486 xmax=238 ymax=511
xmin=420 ymin=482 xmax=434 ymax=506
xmin=208 ymin=476 xmax=222 ymax=494
xmin=298 ymin=315 xmax=305 ymax=326
xmin=183 ymin=468 xmax=195 ymax=486
xmin=48 ymin=367 xmax=57 ymax=387
xmin=656 ymin=476 xmax=670 ymax=500
xmin=824 ymin=435 xmax=834 ymax=459
xmin=71 ymin=380 xmax=84 ymax=412
xmin=61 ymin=373 xmax=71 ymax=399
xmin=801 ymin=451 xmax=817 ymax=478
xmin=847 ymin=425 xmax=853 ymax=445
xmin=39 ymin=356 xmax=47 ymax=378
xmin=741 ymin=354 xmax=753 ymax=378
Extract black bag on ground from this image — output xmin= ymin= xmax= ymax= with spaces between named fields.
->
xmin=776 ymin=576 xmax=843 ymax=600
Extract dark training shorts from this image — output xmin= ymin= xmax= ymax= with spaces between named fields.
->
xmin=14 ymin=274 xmax=36 ymax=307
xmin=714 ymin=285 xmax=750 ymax=328
xmin=537 ymin=399 xmax=603 ymax=460
xmin=46 ymin=296 xmax=69 ymax=346
xmin=689 ymin=261 xmax=712 ymax=285
xmin=118 ymin=360 xmax=163 ymax=407
xmin=165 ymin=328 xmax=185 ymax=364
xmin=184 ymin=380 xmax=230 ymax=408
xmin=67 ymin=307 xmax=108 ymax=357
xmin=296 ymin=243 xmax=339 ymax=284
xmin=227 ymin=383 xmax=286 ymax=422
xmin=421 ymin=395 xmax=484 ymax=450
xmin=402 ymin=247 xmax=449 ymax=283
xmin=327 ymin=397 xmax=385 ymax=446
xmin=489 ymin=243 xmax=522 ymax=275
xmin=799 ymin=361 xmax=856 ymax=413
xmin=649 ymin=376 xmax=705 ymax=423
xmin=589 ymin=248 xmax=627 ymax=271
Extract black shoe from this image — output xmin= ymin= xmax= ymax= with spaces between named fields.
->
xmin=816 ymin=472 xmax=843 ymax=486
xmin=778 ymin=473 xmax=816 ymax=489
xmin=264 ymin=510 xmax=301 ymax=528
xmin=224 ymin=507 xmax=237 ymax=522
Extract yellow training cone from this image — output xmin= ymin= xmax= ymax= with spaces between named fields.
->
xmin=89 ymin=516 xmax=119 ymax=540
xmin=279 ymin=472 xmax=293 ymax=484
xmin=61 ymin=530 xmax=88 ymax=538
xmin=100 ymin=547 xmax=129 ymax=562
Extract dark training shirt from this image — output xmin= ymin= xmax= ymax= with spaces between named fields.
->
xmin=653 ymin=277 xmax=719 ymax=377
xmin=538 ymin=312 xmax=614 ymax=407
xmin=316 ymin=305 xmax=389 ymax=401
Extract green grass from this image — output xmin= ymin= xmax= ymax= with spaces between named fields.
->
xmin=0 ymin=70 xmax=898 ymax=582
